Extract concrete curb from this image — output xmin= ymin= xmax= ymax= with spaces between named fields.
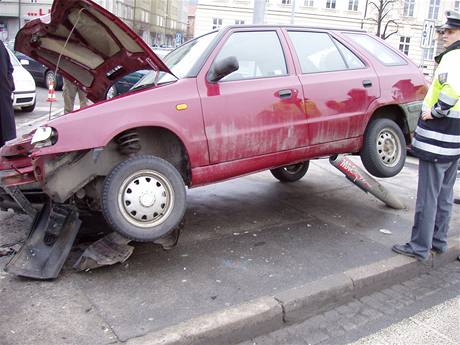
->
xmin=126 ymin=240 xmax=460 ymax=345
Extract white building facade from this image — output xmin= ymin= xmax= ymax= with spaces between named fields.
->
xmin=195 ymin=0 xmax=460 ymax=76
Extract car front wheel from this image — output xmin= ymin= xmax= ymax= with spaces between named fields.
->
xmin=270 ymin=161 xmax=310 ymax=182
xmin=360 ymin=118 xmax=406 ymax=178
xmin=101 ymin=155 xmax=186 ymax=242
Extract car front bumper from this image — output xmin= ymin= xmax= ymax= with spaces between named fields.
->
xmin=12 ymin=90 xmax=36 ymax=108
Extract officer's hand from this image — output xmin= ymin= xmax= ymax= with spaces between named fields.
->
xmin=421 ymin=111 xmax=433 ymax=121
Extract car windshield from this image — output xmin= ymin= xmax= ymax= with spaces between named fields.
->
xmin=6 ymin=48 xmax=20 ymax=67
xmin=131 ymin=32 xmax=218 ymax=91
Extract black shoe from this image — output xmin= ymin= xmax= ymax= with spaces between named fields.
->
xmin=392 ymin=244 xmax=429 ymax=262
xmin=454 ymin=198 xmax=460 ymax=205
xmin=431 ymin=246 xmax=447 ymax=254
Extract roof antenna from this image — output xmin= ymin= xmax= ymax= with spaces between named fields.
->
xmin=48 ymin=7 xmax=85 ymax=120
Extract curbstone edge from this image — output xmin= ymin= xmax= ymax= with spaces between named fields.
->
xmin=126 ymin=296 xmax=283 ymax=345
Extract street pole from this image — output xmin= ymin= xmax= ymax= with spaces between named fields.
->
xmin=133 ymin=0 xmax=137 ymax=33
xmin=252 ymin=0 xmax=265 ymax=24
xmin=18 ymin=0 xmax=22 ymax=29
xmin=290 ymin=0 xmax=296 ymax=25
xmin=361 ymin=0 xmax=369 ymax=29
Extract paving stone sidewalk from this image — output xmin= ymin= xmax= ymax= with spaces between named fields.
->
xmin=239 ymin=260 xmax=460 ymax=345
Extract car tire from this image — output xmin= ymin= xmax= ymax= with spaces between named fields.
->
xmin=360 ymin=118 xmax=406 ymax=178
xmin=270 ymin=161 xmax=310 ymax=182
xmin=21 ymin=100 xmax=36 ymax=113
xmin=101 ymin=155 xmax=187 ymax=242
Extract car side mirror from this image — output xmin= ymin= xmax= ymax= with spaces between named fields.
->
xmin=20 ymin=59 xmax=30 ymax=66
xmin=207 ymin=56 xmax=239 ymax=83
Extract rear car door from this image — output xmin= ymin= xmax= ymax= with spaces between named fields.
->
xmin=286 ymin=30 xmax=380 ymax=145
xmin=197 ymin=29 xmax=307 ymax=164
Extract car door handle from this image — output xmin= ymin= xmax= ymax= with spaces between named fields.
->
xmin=278 ymin=89 xmax=293 ymax=99
xmin=362 ymin=80 xmax=373 ymax=88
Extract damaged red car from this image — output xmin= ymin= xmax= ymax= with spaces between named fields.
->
xmin=0 ymin=0 xmax=427 ymax=278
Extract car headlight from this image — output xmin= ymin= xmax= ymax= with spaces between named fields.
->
xmin=31 ymin=126 xmax=58 ymax=148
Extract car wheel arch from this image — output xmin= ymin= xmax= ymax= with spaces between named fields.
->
xmin=365 ymin=105 xmax=410 ymax=145
xmin=105 ymin=126 xmax=192 ymax=186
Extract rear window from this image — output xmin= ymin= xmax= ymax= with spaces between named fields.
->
xmin=344 ymin=33 xmax=407 ymax=66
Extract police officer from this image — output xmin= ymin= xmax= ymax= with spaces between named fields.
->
xmin=393 ymin=10 xmax=460 ymax=261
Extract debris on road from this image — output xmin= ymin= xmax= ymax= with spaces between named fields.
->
xmin=329 ymin=155 xmax=405 ymax=209
xmin=73 ymin=232 xmax=134 ymax=271
xmin=379 ymin=229 xmax=393 ymax=235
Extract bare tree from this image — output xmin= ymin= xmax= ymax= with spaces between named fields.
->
xmin=367 ymin=0 xmax=400 ymax=40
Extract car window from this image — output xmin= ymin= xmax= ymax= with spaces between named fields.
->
xmin=334 ymin=39 xmax=365 ymax=69
xmin=288 ymin=31 xmax=350 ymax=73
xmin=214 ymin=31 xmax=287 ymax=81
xmin=344 ymin=33 xmax=407 ymax=66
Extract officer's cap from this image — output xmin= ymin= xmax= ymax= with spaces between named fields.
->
xmin=440 ymin=10 xmax=460 ymax=30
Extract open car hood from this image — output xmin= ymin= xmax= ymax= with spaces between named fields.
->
xmin=15 ymin=0 xmax=172 ymax=102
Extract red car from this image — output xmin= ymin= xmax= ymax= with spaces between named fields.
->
xmin=1 ymin=0 xmax=426 ymax=244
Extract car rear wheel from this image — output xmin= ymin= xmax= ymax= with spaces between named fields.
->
xmin=270 ymin=161 xmax=310 ymax=182
xmin=360 ymin=118 xmax=406 ymax=178
xmin=45 ymin=70 xmax=62 ymax=90
xmin=101 ymin=155 xmax=187 ymax=242
xmin=106 ymin=85 xmax=118 ymax=99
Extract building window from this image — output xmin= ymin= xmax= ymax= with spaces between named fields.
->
xmin=282 ymin=0 xmax=292 ymax=4
xmin=399 ymin=36 xmax=410 ymax=55
xmin=428 ymin=0 xmax=440 ymax=20
xmin=326 ymin=0 xmax=336 ymax=9
xmin=348 ymin=0 xmax=359 ymax=11
xmin=304 ymin=0 xmax=314 ymax=6
xmin=235 ymin=20 xmax=245 ymax=25
xmin=403 ymin=0 xmax=415 ymax=16
xmin=212 ymin=18 xmax=223 ymax=30
xmin=455 ymin=1 xmax=460 ymax=11
xmin=423 ymin=39 xmax=436 ymax=60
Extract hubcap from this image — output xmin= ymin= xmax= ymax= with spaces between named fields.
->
xmin=377 ymin=128 xmax=401 ymax=167
xmin=46 ymin=72 xmax=55 ymax=87
xmin=118 ymin=170 xmax=174 ymax=228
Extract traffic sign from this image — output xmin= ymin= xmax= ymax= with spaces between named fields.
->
xmin=421 ymin=20 xmax=436 ymax=48
xmin=175 ymin=32 xmax=182 ymax=46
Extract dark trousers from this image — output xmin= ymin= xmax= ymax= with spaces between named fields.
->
xmin=409 ymin=158 xmax=459 ymax=259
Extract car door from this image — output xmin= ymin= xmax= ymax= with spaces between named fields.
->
xmin=286 ymin=30 xmax=380 ymax=146
xmin=197 ymin=29 xmax=307 ymax=164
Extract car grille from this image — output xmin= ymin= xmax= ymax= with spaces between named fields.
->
xmin=16 ymin=97 xmax=33 ymax=104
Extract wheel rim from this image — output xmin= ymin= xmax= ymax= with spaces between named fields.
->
xmin=283 ymin=163 xmax=305 ymax=174
xmin=46 ymin=72 xmax=55 ymax=87
xmin=376 ymin=128 xmax=401 ymax=167
xmin=118 ymin=169 xmax=174 ymax=228
xmin=106 ymin=86 xmax=116 ymax=99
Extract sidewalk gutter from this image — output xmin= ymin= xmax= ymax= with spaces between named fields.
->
xmin=126 ymin=239 xmax=460 ymax=345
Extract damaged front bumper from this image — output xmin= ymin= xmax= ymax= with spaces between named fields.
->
xmin=1 ymin=137 xmax=82 ymax=280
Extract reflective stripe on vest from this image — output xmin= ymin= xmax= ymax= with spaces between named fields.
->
xmin=412 ymin=139 xmax=460 ymax=156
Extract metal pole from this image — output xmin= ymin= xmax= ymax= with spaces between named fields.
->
xmin=290 ymin=0 xmax=296 ymax=25
xmin=252 ymin=0 xmax=266 ymax=24
xmin=18 ymin=0 xmax=22 ymax=29
xmin=361 ymin=0 xmax=369 ymax=29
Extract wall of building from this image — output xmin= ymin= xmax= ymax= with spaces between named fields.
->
xmin=194 ymin=0 xmax=459 ymax=77
xmin=0 ymin=0 xmax=188 ymax=47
